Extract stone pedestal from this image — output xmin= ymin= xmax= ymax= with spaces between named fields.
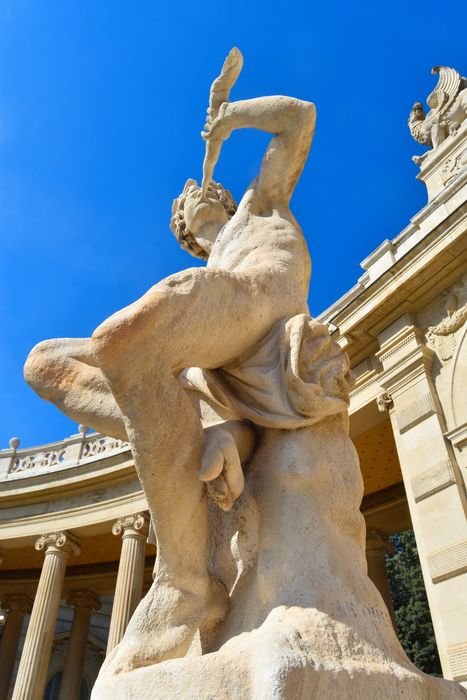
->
xmin=59 ymin=591 xmax=101 ymax=700
xmin=12 ymin=532 xmax=80 ymax=700
xmin=92 ymin=420 xmax=465 ymax=698
xmin=366 ymin=529 xmax=395 ymax=626
xmin=0 ymin=595 xmax=32 ymax=700
xmin=107 ymin=514 xmax=149 ymax=654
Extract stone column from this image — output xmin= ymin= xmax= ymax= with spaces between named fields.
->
xmin=366 ymin=529 xmax=395 ymax=626
xmin=0 ymin=595 xmax=33 ymax=700
xmin=12 ymin=531 xmax=81 ymax=700
xmin=107 ymin=513 xmax=149 ymax=653
xmin=377 ymin=314 xmax=467 ymax=683
xmin=58 ymin=590 xmax=101 ymax=700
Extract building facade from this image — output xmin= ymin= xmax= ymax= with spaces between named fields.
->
xmin=0 ymin=68 xmax=466 ymax=697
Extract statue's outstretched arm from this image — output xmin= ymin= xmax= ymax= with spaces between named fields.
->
xmin=204 ymin=96 xmax=315 ymax=208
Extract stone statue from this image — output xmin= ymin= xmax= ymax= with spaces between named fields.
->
xmin=409 ymin=65 xmax=467 ymax=162
xmin=25 ymin=50 xmax=466 ymax=698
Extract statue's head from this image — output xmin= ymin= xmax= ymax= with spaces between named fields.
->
xmin=410 ymin=101 xmax=425 ymax=122
xmin=170 ymin=179 xmax=237 ymax=260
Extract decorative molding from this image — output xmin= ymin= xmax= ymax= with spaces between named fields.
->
xmin=448 ymin=642 xmax=467 ymax=682
xmin=428 ymin=539 xmax=467 ymax=583
xmin=377 ymin=345 xmax=435 ymax=397
xmin=9 ymin=448 xmax=66 ymax=475
xmin=82 ymin=436 xmax=127 ymax=460
xmin=5 ymin=431 xmax=130 ymax=478
xmin=426 ymin=297 xmax=467 ymax=361
xmin=446 ymin=422 xmax=467 ymax=451
xmin=396 ymin=394 xmax=436 ymax=433
xmin=376 ymin=392 xmax=393 ymax=413
xmin=411 ymin=459 xmax=457 ymax=502
xmin=441 ymin=150 xmax=467 ymax=185
xmin=112 ymin=512 xmax=150 ymax=539
xmin=35 ymin=531 xmax=81 ymax=558
xmin=349 ymin=378 xmax=376 ymax=398
xmin=378 ymin=333 xmax=417 ymax=364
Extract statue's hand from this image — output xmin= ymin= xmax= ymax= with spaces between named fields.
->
xmin=198 ymin=427 xmax=244 ymax=511
xmin=201 ymin=102 xmax=232 ymax=142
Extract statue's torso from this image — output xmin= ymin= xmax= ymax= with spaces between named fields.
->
xmin=207 ymin=187 xmax=311 ymax=306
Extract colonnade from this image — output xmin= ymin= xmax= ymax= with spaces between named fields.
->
xmin=0 ymin=515 xmax=397 ymax=698
xmin=0 ymin=512 xmax=149 ymax=700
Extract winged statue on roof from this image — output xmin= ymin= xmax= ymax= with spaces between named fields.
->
xmin=408 ymin=65 xmax=467 ymax=163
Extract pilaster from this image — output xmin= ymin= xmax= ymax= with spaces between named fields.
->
xmin=377 ymin=314 xmax=467 ymax=683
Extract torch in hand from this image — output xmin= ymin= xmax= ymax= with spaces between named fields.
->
xmin=200 ymin=47 xmax=243 ymax=196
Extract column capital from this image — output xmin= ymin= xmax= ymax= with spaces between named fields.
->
xmin=66 ymin=590 xmax=101 ymax=611
xmin=112 ymin=512 xmax=149 ymax=539
xmin=1 ymin=594 xmax=33 ymax=614
xmin=366 ymin=529 xmax=394 ymax=556
xmin=35 ymin=531 xmax=81 ymax=557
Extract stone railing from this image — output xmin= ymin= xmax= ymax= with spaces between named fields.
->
xmin=0 ymin=428 xmax=130 ymax=481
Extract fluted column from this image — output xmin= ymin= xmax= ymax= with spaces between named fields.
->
xmin=58 ymin=590 xmax=100 ymax=700
xmin=12 ymin=531 xmax=81 ymax=700
xmin=366 ymin=529 xmax=395 ymax=625
xmin=107 ymin=513 xmax=149 ymax=653
xmin=0 ymin=595 xmax=33 ymax=700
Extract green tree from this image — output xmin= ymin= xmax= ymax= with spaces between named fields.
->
xmin=386 ymin=529 xmax=442 ymax=676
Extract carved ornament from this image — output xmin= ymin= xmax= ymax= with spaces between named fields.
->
xmin=112 ymin=513 xmax=150 ymax=539
xmin=35 ymin=531 xmax=81 ymax=557
xmin=426 ymin=290 xmax=467 ymax=361
xmin=408 ymin=66 xmax=467 ymax=159
xmin=376 ymin=392 xmax=393 ymax=412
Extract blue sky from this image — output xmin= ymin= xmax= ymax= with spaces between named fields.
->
xmin=0 ymin=1 xmax=466 ymax=448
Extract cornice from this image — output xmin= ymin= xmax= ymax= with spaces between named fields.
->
xmin=318 ymin=200 xmax=466 ymax=363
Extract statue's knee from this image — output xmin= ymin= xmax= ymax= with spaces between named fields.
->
xmin=24 ymin=340 xmax=59 ymax=395
xmin=92 ymin=316 xmax=128 ymax=374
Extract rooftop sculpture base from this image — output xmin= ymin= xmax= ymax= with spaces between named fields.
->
xmin=92 ymin=421 xmax=465 ymax=699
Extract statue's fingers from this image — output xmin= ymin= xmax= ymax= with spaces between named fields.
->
xmin=222 ymin=442 xmax=244 ymax=502
xmin=198 ymin=444 xmax=224 ymax=482
xmin=207 ymin=476 xmax=234 ymax=512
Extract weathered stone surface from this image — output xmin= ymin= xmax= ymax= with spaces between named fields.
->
xmin=93 ymin=420 xmax=465 ymax=698
xmin=24 ymin=48 xmax=467 ymax=697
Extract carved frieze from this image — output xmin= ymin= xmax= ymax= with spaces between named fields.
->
xmin=440 ymin=148 xmax=467 ymax=184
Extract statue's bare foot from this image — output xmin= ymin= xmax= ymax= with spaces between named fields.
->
xmin=102 ymin=575 xmax=229 ymax=676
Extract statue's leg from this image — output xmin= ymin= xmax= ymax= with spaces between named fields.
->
xmin=24 ymin=337 xmax=126 ymax=440
xmin=92 ymin=266 xmax=285 ymax=671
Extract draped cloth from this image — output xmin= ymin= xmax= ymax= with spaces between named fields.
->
xmin=180 ymin=314 xmax=354 ymax=429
